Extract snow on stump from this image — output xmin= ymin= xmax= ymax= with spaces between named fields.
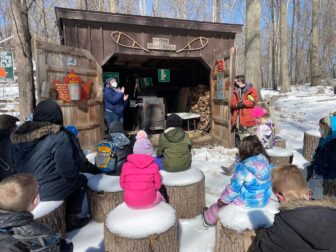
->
xmin=215 ymin=201 xmax=278 ymax=252
xmin=87 ymin=174 xmax=124 ymax=223
xmin=160 ymin=168 xmax=205 ymax=219
xmin=33 ymin=201 xmax=66 ymax=237
xmin=104 ymin=202 xmax=179 ymax=252
xmin=267 ymin=147 xmax=293 ymax=168
xmin=303 ymin=130 xmax=320 ymax=161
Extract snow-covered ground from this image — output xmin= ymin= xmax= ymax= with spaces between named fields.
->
xmin=1 ymin=84 xmax=335 ymax=251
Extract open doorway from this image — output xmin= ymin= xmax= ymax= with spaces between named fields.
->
xmin=103 ymin=54 xmax=210 ymax=132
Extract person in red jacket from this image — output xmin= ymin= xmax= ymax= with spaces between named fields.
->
xmin=230 ymin=75 xmax=259 ymax=145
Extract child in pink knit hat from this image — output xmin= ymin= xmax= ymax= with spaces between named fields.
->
xmin=120 ymin=130 xmax=164 ymax=208
xmin=251 ymin=107 xmax=275 ymax=149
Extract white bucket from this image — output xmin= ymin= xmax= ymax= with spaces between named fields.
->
xmin=68 ymin=84 xmax=81 ymax=101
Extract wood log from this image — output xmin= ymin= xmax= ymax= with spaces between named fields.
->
xmin=215 ymin=221 xmax=265 ymax=252
xmin=104 ymin=221 xmax=179 ymax=252
xmin=36 ymin=203 xmax=66 ymax=237
xmin=267 ymin=147 xmax=293 ymax=168
xmin=274 ymin=138 xmax=286 ymax=148
xmin=87 ymin=188 xmax=124 ymax=223
xmin=165 ymin=176 xmax=205 ymax=219
xmin=303 ymin=131 xmax=320 ymax=161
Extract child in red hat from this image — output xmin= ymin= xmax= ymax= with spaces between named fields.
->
xmin=251 ymin=107 xmax=275 ymax=149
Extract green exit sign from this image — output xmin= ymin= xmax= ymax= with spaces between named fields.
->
xmin=158 ymin=69 xmax=170 ymax=82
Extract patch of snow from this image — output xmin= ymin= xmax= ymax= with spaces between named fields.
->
xmin=32 ymin=201 xmax=63 ymax=219
xmin=267 ymin=146 xmax=293 ymax=157
xmin=106 ymin=202 xmax=176 ymax=239
xmin=67 ymin=220 xmax=104 ymax=252
xmin=218 ymin=199 xmax=279 ymax=232
xmin=305 ymin=130 xmax=321 ymax=137
xmin=86 ymin=152 xmax=97 ymax=165
xmin=87 ymin=174 xmax=122 ymax=192
xmin=160 ymin=168 xmax=204 ymax=186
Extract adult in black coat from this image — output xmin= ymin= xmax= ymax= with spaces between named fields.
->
xmin=10 ymin=100 xmax=89 ymax=231
xmin=0 ymin=114 xmax=18 ymax=181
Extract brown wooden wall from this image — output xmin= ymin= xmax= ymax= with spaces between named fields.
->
xmin=60 ymin=18 xmax=236 ymax=69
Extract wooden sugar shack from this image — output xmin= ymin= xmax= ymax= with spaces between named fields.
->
xmin=34 ymin=7 xmax=242 ymax=151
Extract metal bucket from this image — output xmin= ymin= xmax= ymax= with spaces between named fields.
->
xmin=68 ymin=84 xmax=81 ymax=101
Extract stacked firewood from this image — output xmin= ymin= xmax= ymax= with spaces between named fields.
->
xmin=187 ymin=85 xmax=210 ymax=131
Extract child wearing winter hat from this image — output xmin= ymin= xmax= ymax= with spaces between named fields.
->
xmin=156 ymin=114 xmax=192 ymax=172
xmin=120 ymin=130 xmax=164 ymax=209
xmin=251 ymin=107 xmax=275 ymax=149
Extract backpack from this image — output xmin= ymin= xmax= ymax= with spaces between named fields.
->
xmin=95 ymin=140 xmax=117 ymax=173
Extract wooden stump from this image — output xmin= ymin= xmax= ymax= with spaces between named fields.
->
xmin=215 ymin=222 xmax=264 ymax=252
xmin=274 ymin=137 xmax=286 ymax=148
xmin=267 ymin=147 xmax=293 ymax=168
xmin=303 ymin=131 xmax=320 ymax=161
xmin=165 ymin=176 xmax=205 ymax=219
xmin=323 ymin=180 xmax=336 ymax=196
xmin=87 ymin=188 xmax=123 ymax=223
xmin=104 ymin=220 xmax=179 ymax=252
xmin=36 ymin=203 xmax=66 ymax=237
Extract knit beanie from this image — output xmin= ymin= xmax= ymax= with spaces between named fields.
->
xmin=319 ymin=116 xmax=332 ymax=138
xmin=251 ymin=107 xmax=266 ymax=118
xmin=133 ymin=130 xmax=153 ymax=155
xmin=166 ymin=114 xmax=182 ymax=128
xmin=0 ymin=114 xmax=19 ymax=130
xmin=33 ymin=100 xmax=63 ymax=125
xmin=109 ymin=121 xmax=124 ymax=134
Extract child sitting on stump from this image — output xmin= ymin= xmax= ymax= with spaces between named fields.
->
xmin=203 ymin=135 xmax=272 ymax=226
xmin=0 ymin=173 xmax=72 ymax=251
xmin=256 ymin=165 xmax=336 ymax=251
xmin=120 ymin=130 xmax=164 ymax=209
xmin=156 ymin=114 xmax=192 ymax=172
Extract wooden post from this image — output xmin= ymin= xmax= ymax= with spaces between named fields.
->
xmin=104 ymin=221 xmax=179 ymax=252
xmin=164 ymin=175 xmax=205 ymax=219
xmin=274 ymin=138 xmax=286 ymax=148
xmin=303 ymin=130 xmax=320 ymax=161
xmin=87 ymin=188 xmax=123 ymax=223
xmin=215 ymin=221 xmax=264 ymax=252
xmin=267 ymin=147 xmax=293 ymax=168
xmin=35 ymin=202 xmax=66 ymax=237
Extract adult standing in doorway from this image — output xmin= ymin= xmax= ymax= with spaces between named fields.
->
xmin=104 ymin=78 xmax=129 ymax=128
xmin=230 ymin=75 xmax=259 ymax=145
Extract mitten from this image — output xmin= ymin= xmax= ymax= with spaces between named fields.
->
xmin=236 ymin=101 xmax=244 ymax=109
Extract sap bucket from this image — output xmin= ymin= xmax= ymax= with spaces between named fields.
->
xmin=68 ymin=84 xmax=81 ymax=101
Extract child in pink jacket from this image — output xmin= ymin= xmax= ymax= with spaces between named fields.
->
xmin=120 ymin=130 xmax=164 ymax=209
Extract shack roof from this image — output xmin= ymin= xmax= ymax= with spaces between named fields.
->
xmin=56 ymin=7 xmax=243 ymax=35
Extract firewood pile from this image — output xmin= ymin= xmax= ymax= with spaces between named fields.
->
xmin=187 ymin=85 xmax=210 ymax=131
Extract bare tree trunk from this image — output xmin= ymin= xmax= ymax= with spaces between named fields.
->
xmin=178 ymin=0 xmax=187 ymax=19
xmin=109 ymin=0 xmax=119 ymax=13
xmin=289 ymin=0 xmax=295 ymax=85
xmin=279 ymin=0 xmax=290 ymax=92
xmin=152 ymin=0 xmax=160 ymax=16
xmin=11 ymin=0 xmax=36 ymax=121
xmin=310 ymin=0 xmax=321 ymax=86
xmin=139 ymin=0 xmax=146 ymax=15
xmin=212 ymin=0 xmax=221 ymax=22
xmin=294 ymin=0 xmax=301 ymax=85
xmin=271 ymin=0 xmax=277 ymax=90
xmin=77 ymin=0 xmax=88 ymax=10
xmin=245 ymin=0 xmax=262 ymax=89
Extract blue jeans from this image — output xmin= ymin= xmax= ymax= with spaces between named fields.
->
xmin=105 ymin=110 xmax=123 ymax=130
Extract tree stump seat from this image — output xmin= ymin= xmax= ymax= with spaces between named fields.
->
xmin=160 ymin=168 xmax=205 ymax=219
xmin=215 ymin=222 xmax=265 ymax=252
xmin=303 ymin=130 xmax=320 ymax=161
xmin=104 ymin=202 xmax=179 ymax=252
xmin=267 ymin=147 xmax=293 ymax=168
xmin=274 ymin=137 xmax=286 ymax=148
xmin=215 ymin=201 xmax=278 ymax=252
xmin=87 ymin=174 xmax=123 ymax=223
xmin=33 ymin=201 xmax=66 ymax=237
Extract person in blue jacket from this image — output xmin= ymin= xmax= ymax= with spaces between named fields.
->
xmin=103 ymin=78 xmax=129 ymax=127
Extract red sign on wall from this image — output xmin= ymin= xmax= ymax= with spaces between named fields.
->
xmin=217 ymin=59 xmax=225 ymax=72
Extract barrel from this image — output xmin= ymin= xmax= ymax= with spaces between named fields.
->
xmin=58 ymin=100 xmax=104 ymax=152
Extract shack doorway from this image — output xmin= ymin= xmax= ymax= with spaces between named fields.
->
xmin=103 ymin=54 xmax=210 ymax=131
